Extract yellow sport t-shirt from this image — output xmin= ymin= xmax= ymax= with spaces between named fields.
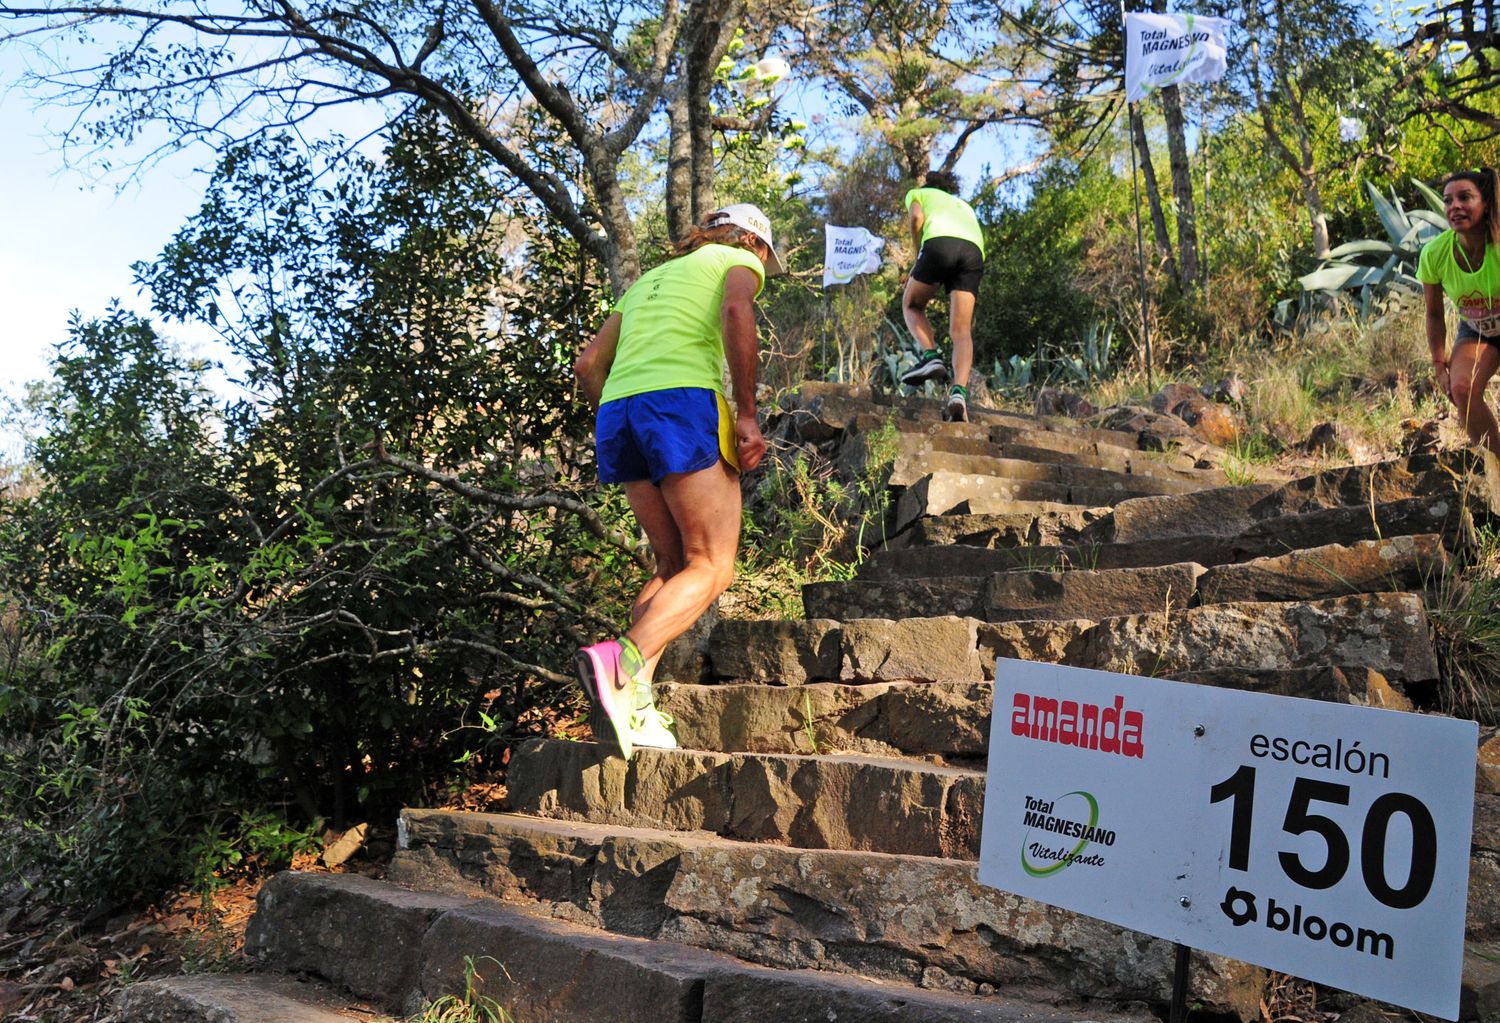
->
xmin=1417 ymin=229 xmax=1500 ymax=337
xmin=599 ymin=244 xmax=765 ymax=404
xmin=904 ymin=187 xmax=986 ymax=258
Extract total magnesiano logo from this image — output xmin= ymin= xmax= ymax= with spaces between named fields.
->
xmin=1020 ymin=791 xmax=1116 ymax=876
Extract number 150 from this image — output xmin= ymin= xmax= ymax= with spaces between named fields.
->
xmin=1210 ymin=765 xmax=1438 ymax=910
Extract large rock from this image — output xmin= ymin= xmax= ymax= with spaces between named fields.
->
xmin=1082 ymin=593 xmax=1439 ymax=683
xmin=978 ymin=618 xmax=1096 ymax=666
xmin=391 ymin=810 xmax=1264 ymax=1017
xmin=803 ymin=576 xmax=987 ymax=621
xmin=1098 ymin=404 xmax=1203 ymax=453
xmin=1198 ymin=535 xmax=1446 ymax=604
xmin=508 ymin=739 xmax=734 ymax=835
xmin=1034 ymin=387 xmax=1095 ymax=419
xmin=1171 ymin=394 xmax=1241 ymax=447
xmin=655 ymin=601 xmax=719 ymax=683
xmin=840 ymin=615 xmax=985 ymax=681
xmin=857 ymin=545 xmax=1064 ymax=580
xmin=1151 ymin=383 xmax=1202 ymax=414
xmin=982 ymin=562 xmax=1205 ymax=623
xmin=707 ymin=619 xmax=840 ymax=683
xmin=1106 ymin=484 xmax=1280 ymax=543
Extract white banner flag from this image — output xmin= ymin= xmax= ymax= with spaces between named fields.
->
xmin=822 ymin=225 xmax=885 ymax=288
xmin=1124 ymin=11 xmax=1231 ymax=102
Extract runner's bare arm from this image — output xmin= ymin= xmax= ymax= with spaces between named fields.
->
xmin=722 ymin=265 xmax=766 ymax=471
xmin=908 ymin=201 xmax=925 ymax=255
xmin=1424 ymin=284 xmax=1450 ymax=396
xmin=575 ymin=312 xmax=622 ymax=410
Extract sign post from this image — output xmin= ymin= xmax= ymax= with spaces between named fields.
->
xmin=822 ymin=224 xmax=886 ymax=383
xmin=980 ymin=659 xmax=1477 ymax=1020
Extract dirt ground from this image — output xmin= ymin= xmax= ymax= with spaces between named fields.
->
xmin=0 ymin=775 xmax=515 ymax=1023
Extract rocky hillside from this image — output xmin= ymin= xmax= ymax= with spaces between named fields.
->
xmin=120 ymin=384 xmax=1500 ymax=1023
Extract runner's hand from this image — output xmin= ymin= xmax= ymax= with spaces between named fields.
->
xmin=736 ymin=413 xmax=766 ymax=472
xmin=1434 ymin=362 xmax=1451 ymax=401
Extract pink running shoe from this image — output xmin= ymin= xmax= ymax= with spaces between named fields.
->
xmin=574 ymin=640 xmax=635 ymax=760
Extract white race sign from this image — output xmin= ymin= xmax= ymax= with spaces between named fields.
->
xmin=979 ymin=659 xmax=1477 ymax=1019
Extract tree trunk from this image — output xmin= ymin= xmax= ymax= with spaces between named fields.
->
xmin=1130 ymin=105 xmax=1179 ymax=284
xmin=1300 ymin=170 xmax=1332 ymax=259
xmin=1159 ymin=84 xmax=1200 ymax=287
xmin=1283 ymin=79 xmax=1331 ymax=259
xmin=587 ymin=152 xmax=642 ymax=295
xmin=665 ymin=85 xmax=695 ymax=242
xmin=664 ymin=0 xmax=744 ymax=241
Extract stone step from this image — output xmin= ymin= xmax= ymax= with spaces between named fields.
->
xmin=116 ymin=974 xmax=364 ymax=1022
xmin=655 ymin=681 xmax=991 ymax=758
xmin=1092 ymin=455 xmax=1464 ymax=544
xmin=838 ymin=423 xmax=1217 ymax=488
xmin=885 ymin=507 xmax=1109 ymax=550
xmin=657 ymin=671 xmax=1414 ymax=761
xmin=707 ymin=594 xmax=1438 ymax=686
xmin=776 ymin=383 xmax=1144 ymax=452
xmin=895 ymin=472 xmax=1181 ymax=532
xmin=508 ymin=738 xmax=983 ymax=858
xmin=880 ymin=494 xmax=1456 ymax=562
xmin=389 ymin=809 xmax=1260 ymax=1018
xmin=884 ymin=451 xmax=1206 ymax=494
xmin=810 ymin=537 xmax=1445 ymax=621
xmin=249 ymin=870 xmax=1151 ymax=1023
xmin=807 ymin=563 xmax=1205 ymax=622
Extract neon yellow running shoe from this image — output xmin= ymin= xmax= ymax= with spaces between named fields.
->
xmin=631 ymin=677 xmax=678 ymax=750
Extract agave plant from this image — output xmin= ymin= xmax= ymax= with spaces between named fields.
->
xmin=1058 ymin=320 xmax=1115 ymax=384
xmin=1297 ymin=179 xmax=1448 ymax=296
xmin=991 ymin=353 xmax=1034 ymax=391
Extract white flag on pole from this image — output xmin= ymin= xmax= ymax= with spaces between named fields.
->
xmin=823 ymin=225 xmax=885 ymax=288
xmin=1123 ymin=12 xmax=1231 ymax=102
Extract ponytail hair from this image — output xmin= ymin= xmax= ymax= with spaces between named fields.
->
xmin=922 ymin=169 xmax=960 ymax=195
xmin=1442 ymin=168 xmax=1500 ymax=247
xmin=672 ymin=222 xmax=762 ymax=259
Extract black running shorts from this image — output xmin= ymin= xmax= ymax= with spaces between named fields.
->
xmin=911 ymin=236 xmax=984 ymax=295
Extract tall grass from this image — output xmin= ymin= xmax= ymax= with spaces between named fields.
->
xmin=1427 ymin=501 xmax=1500 ymax=723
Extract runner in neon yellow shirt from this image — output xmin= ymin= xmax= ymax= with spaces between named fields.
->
xmin=898 ymin=169 xmax=987 ymax=422
xmin=1420 ymin=169 xmax=1500 ymax=456
xmin=573 ymin=204 xmax=783 ymax=760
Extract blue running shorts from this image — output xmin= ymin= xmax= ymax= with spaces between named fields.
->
xmin=596 ymin=387 xmax=739 ymax=485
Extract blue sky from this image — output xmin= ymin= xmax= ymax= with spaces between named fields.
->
xmin=1 ymin=81 xmax=198 ymax=446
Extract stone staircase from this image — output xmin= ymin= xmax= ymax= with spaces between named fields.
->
xmin=122 ymin=384 xmax=1500 ymax=1022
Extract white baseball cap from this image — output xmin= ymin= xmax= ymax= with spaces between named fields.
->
xmin=706 ymin=203 xmax=786 ymax=278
